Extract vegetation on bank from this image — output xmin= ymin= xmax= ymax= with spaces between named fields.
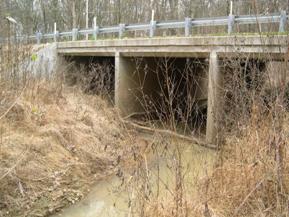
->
xmin=0 ymin=45 xmax=142 ymax=216
xmin=1 ymin=28 xmax=289 ymax=217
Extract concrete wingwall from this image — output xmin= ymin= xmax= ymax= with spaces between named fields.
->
xmin=30 ymin=43 xmax=58 ymax=77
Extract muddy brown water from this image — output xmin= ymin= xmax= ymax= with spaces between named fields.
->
xmin=53 ymin=136 xmax=216 ymax=217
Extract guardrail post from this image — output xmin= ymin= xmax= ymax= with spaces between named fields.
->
xmin=54 ymin=31 xmax=59 ymax=42
xmin=93 ymin=26 xmax=99 ymax=40
xmin=36 ymin=32 xmax=42 ymax=44
xmin=119 ymin=24 xmax=126 ymax=39
xmin=185 ymin=18 xmax=192 ymax=37
xmin=149 ymin=20 xmax=157 ymax=38
xmin=279 ymin=10 xmax=287 ymax=33
xmin=54 ymin=23 xmax=59 ymax=42
xmin=93 ymin=17 xmax=99 ymax=40
xmin=228 ymin=14 xmax=235 ymax=34
xmin=72 ymin=28 xmax=78 ymax=41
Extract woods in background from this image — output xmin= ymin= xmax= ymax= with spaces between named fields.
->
xmin=0 ymin=0 xmax=288 ymax=37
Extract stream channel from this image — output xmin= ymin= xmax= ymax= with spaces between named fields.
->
xmin=53 ymin=135 xmax=216 ymax=217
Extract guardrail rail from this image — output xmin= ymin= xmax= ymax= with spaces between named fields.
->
xmin=1 ymin=11 xmax=288 ymax=44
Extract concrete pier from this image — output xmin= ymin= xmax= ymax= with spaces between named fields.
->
xmin=115 ymin=53 xmax=138 ymax=116
xmin=115 ymin=54 xmax=162 ymax=117
xmin=206 ymin=52 xmax=223 ymax=146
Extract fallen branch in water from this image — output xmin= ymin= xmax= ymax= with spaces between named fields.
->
xmin=122 ymin=120 xmax=216 ymax=150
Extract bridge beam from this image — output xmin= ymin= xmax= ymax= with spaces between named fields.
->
xmin=206 ymin=51 xmax=224 ymax=147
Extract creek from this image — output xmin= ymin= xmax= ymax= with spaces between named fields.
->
xmin=53 ymin=135 xmax=216 ymax=217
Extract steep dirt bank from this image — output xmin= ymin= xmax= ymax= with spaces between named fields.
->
xmin=0 ymin=84 xmax=139 ymax=217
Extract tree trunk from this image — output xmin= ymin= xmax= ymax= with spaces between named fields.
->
xmin=72 ymin=0 xmax=77 ymax=28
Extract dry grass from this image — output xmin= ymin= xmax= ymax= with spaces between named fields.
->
xmin=129 ymin=56 xmax=289 ymax=217
xmin=0 ymin=42 xmax=141 ymax=216
xmin=205 ymin=108 xmax=289 ymax=217
xmin=0 ymin=81 xmax=139 ymax=216
xmin=201 ymin=57 xmax=289 ymax=217
xmin=1 ymin=39 xmax=289 ymax=217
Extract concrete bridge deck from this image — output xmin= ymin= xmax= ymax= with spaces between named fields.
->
xmin=57 ymin=35 xmax=289 ymax=147
xmin=57 ymin=35 xmax=289 ymax=59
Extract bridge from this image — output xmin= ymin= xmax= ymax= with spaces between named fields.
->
xmin=57 ymin=35 xmax=288 ymax=146
xmin=6 ymin=12 xmax=289 ymax=147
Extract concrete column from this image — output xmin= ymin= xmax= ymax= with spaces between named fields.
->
xmin=206 ymin=51 xmax=223 ymax=147
xmin=115 ymin=54 xmax=161 ymax=117
xmin=115 ymin=53 xmax=140 ymax=116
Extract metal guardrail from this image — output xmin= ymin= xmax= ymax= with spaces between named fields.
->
xmin=1 ymin=11 xmax=288 ymax=44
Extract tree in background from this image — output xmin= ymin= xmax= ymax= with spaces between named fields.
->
xmin=0 ymin=0 xmax=288 ymax=37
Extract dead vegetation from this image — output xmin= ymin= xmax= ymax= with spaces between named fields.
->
xmin=206 ymin=113 xmax=289 ymax=217
xmin=200 ymin=58 xmax=289 ymax=217
xmin=121 ymin=56 xmax=289 ymax=217
xmin=1 ymin=39 xmax=289 ymax=217
xmin=0 ymin=45 xmax=139 ymax=217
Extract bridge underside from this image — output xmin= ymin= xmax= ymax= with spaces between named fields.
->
xmin=58 ymin=36 xmax=288 ymax=147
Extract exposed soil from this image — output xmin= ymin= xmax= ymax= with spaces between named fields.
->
xmin=0 ymin=84 xmax=139 ymax=217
